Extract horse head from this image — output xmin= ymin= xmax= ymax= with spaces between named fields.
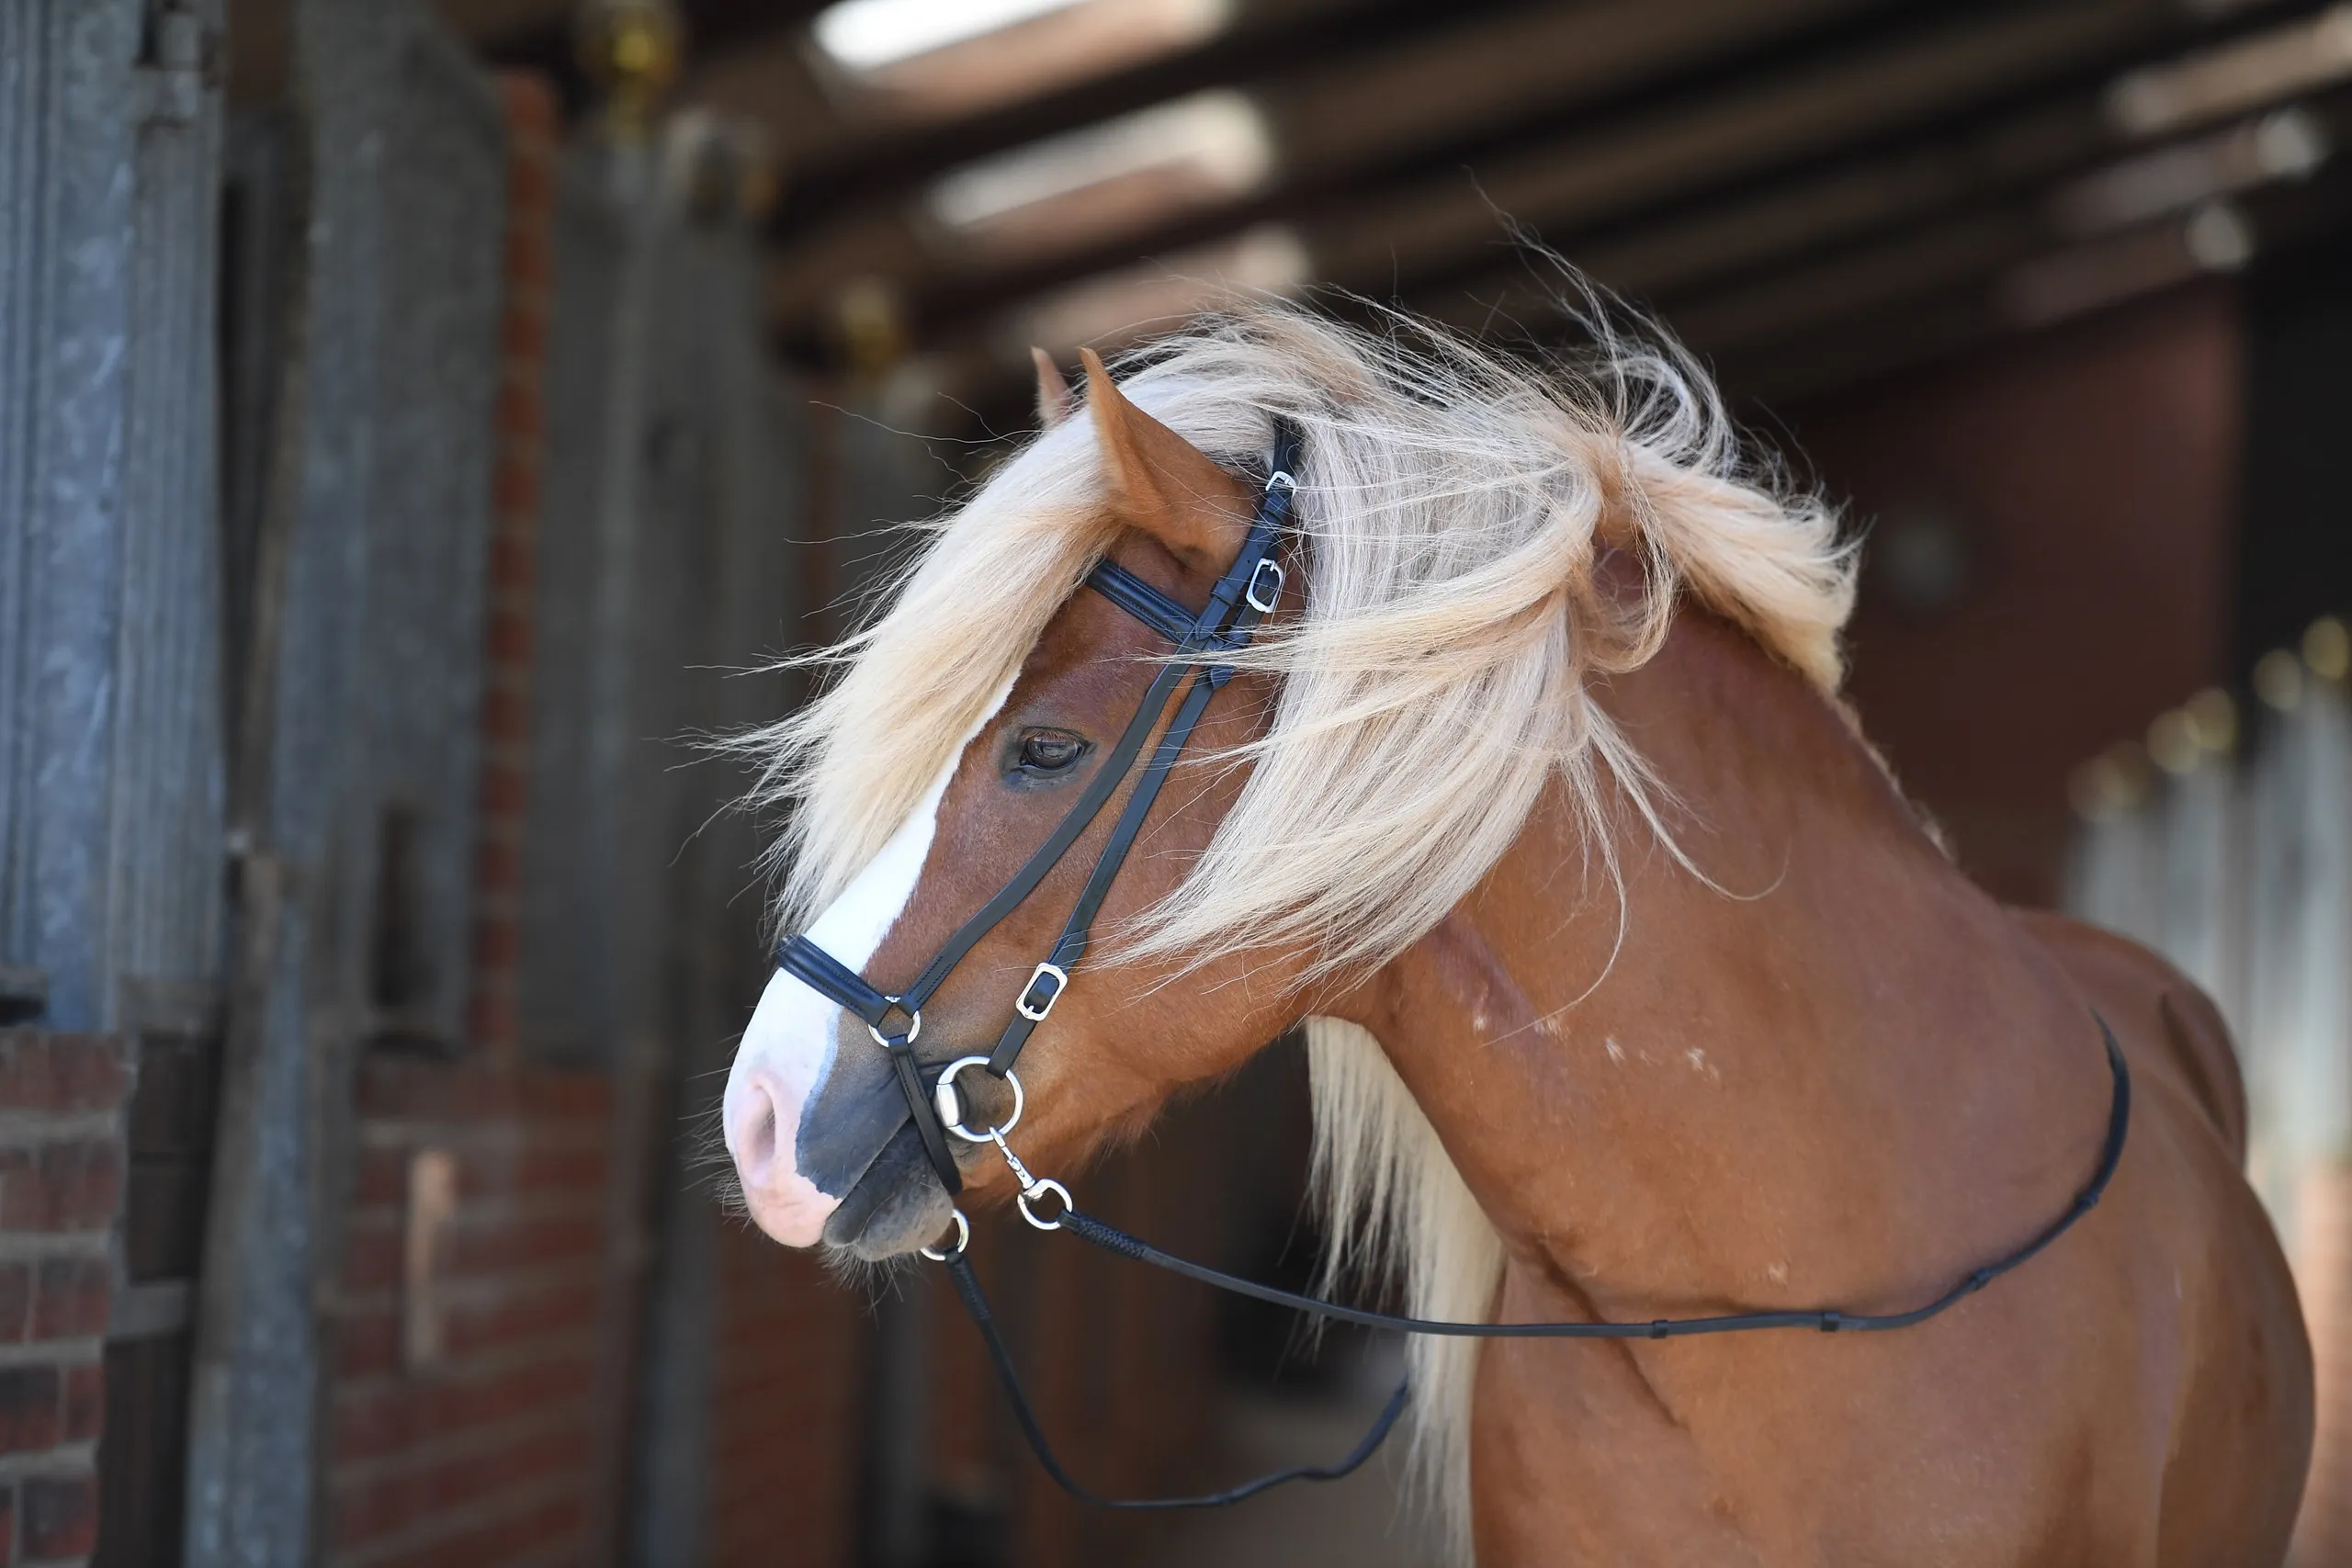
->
xmin=724 ymin=348 xmax=1306 ymax=1259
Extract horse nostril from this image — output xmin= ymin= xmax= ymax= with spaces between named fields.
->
xmin=723 ymin=1069 xmax=840 ymax=1248
xmin=732 ymin=1080 xmax=780 ymax=1183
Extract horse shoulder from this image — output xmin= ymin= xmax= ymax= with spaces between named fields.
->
xmin=2005 ymin=907 xmax=2248 ymax=1164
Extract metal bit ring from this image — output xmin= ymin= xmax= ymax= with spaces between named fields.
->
xmin=934 ymin=1055 xmax=1023 ymax=1143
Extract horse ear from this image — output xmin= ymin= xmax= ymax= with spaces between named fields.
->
xmin=1080 ymin=347 xmax=1252 ymax=573
xmin=1032 ymin=346 xmax=1072 ymax=429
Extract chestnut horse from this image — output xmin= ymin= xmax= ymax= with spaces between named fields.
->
xmin=722 ymin=304 xmax=2311 ymax=1563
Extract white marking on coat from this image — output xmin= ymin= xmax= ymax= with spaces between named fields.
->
xmin=725 ymin=685 xmax=1010 ymax=1246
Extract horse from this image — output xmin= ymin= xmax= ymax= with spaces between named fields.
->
xmin=720 ymin=298 xmax=2312 ymax=1564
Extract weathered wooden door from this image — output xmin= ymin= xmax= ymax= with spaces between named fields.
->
xmin=183 ymin=1 xmax=506 ymax=1562
xmin=518 ymin=123 xmax=807 ymax=1565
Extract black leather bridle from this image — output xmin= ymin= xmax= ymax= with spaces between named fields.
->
xmin=775 ymin=422 xmax=1302 ymax=1206
xmin=769 ymin=419 xmax=2132 ymax=1511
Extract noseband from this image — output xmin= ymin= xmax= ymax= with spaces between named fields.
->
xmin=769 ymin=419 xmax=2132 ymax=1512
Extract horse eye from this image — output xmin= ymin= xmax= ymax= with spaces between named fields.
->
xmin=1017 ymin=730 xmax=1087 ymax=775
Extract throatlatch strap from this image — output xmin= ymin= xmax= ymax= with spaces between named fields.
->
xmin=942 ymin=1252 xmax=1408 ymax=1509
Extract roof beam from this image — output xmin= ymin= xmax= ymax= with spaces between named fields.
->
xmin=763 ymin=0 xmax=1965 ymax=336
xmin=1429 ymin=52 xmax=2352 ymax=398
xmin=1709 ymin=141 xmax=2352 ymax=401
xmin=913 ymin=7 xmax=2348 ymax=415
xmin=713 ymin=0 xmax=1381 ymax=209
xmin=1306 ymin=0 xmax=2163 ymax=289
xmin=877 ymin=0 xmax=2165 ymax=352
xmin=1410 ymin=96 xmax=2105 ymax=334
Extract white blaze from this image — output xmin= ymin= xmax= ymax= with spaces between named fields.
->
xmin=725 ymin=687 xmax=1010 ymax=1247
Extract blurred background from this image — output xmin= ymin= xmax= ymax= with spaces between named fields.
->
xmin=3 ymin=0 xmax=2350 ymax=1562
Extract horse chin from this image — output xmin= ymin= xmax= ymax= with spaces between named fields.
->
xmin=821 ymin=1120 xmax=956 ymax=1261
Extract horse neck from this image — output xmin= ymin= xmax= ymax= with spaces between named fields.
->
xmin=1340 ymin=608 xmax=2104 ymax=1310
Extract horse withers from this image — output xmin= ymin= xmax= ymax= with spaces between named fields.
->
xmin=721 ymin=301 xmax=2312 ymax=1564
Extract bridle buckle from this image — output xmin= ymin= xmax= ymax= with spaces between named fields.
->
xmin=1016 ymin=961 xmax=1069 ymax=1022
xmin=1244 ymin=558 xmax=1283 ymax=615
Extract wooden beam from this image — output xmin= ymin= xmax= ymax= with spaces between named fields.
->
xmin=1675 ymin=208 xmax=2040 ymax=352
xmin=1306 ymin=0 xmax=2164 ymax=289
xmin=1690 ymin=113 xmax=2352 ymax=402
xmin=764 ymin=0 xmax=1900 ymax=228
xmin=910 ymin=64 xmax=2352 ymax=424
xmin=1411 ymin=96 xmax=2103 ymax=334
xmin=866 ymin=0 xmax=2162 ymax=352
xmin=709 ymin=0 xmax=1375 ymax=203
xmin=763 ymin=0 xmax=1982 ymax=337
xmin=1408 ymin=9 xmax=2352 ymax=352
xmin=765 ymin=0 xmax=2348 ymax=407
xmin=945 ymin=0 xmax=2346 ymax=362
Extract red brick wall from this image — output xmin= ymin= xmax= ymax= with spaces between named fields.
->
xmin=316 ymin=73 xmax=628 ymax=1568
xmin=327 ymin=1062 xmax=613 ymax=1568
xmin=1794 ymin=282 xmax=2243 ymax=906
xmin=0 ymin=1032 xmax=131 ymax=1566
xmin=709 ymin=1228 xmax=865 ymax=1568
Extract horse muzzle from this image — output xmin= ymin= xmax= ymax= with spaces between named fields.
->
xmin=725 ymin=980 xmax=966 ymax=1258
xmin=819 ymin=1117 xmax=955 ymax=1258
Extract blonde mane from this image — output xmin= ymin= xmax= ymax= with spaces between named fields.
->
xmin=741 ymin=289 xmax=1856 ymax=1562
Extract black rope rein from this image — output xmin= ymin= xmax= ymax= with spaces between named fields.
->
xmin=935 ymin=1020 xmax=2128 ymax=1510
